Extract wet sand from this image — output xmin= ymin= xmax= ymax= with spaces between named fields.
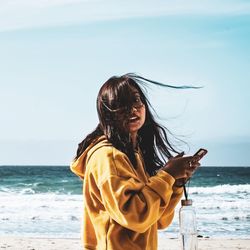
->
xmin=0 ymin=236 xmax=249 ymax=250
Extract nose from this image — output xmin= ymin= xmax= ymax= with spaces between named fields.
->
xmin=131 ymin=106 xmax=138 ymax=112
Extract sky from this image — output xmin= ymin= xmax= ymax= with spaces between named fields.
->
xmin=0 ymin=0 xmax=250 ymax=166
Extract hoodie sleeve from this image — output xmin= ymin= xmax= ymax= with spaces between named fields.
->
xmin=157 ymin=186 xmax=183 ymax=229
xmin=89 ymin=147 xmax=177 ymax=234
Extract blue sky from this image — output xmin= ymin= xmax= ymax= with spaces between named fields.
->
xmin=0 ymin=1 xmax=250 ymax=166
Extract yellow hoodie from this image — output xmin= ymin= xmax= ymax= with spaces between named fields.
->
xmin=70 ymin=136 xmax=183 ymax=250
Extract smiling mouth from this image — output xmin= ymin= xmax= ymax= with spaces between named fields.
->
xmin=129 ymin=116 xmax=140 ymax=123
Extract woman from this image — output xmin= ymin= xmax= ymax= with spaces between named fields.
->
xmin=70 ymin=73 xmax=200 ymax=250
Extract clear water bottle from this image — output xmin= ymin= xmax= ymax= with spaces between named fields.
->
xmin=179 ymin=199 xmax=197 ymax=250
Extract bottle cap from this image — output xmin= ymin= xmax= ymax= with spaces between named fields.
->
xmin=181 ymin=199 xmax=193 ymax=206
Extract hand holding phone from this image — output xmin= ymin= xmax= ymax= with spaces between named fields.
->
xmin=173 ymin=148 xmax=207 ymax=188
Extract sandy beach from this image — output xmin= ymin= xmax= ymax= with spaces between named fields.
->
xmin=0 ymin=236 xmax=249 ymax=250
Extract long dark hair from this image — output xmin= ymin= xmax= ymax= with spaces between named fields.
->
xmin=75 ymin=73 xmax=199 ymax=176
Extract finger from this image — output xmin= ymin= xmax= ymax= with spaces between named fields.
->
xmin=193 ymin=162 xmax=201 ymax=170
xmin=185 ymin=169 xmax=195 ymax=178
xmin=181 ymin=157 xmax=195 ymax=169
xmin=187 ymin=164 xmax=200 ymax=173
xmin=183 ymin=156 xmax=201 ymax=167
xmin=174 ymin=152 xmax=184 ymax=158
xmin=182 ymin=156 xmax=194 ymax=162
xmin=189 ymin=161 xmax=200 ymax=167
xmin=194 ymin=162 xmax=201 ymax=168
xmin=191 ymin=155 xmax=201 ymax=163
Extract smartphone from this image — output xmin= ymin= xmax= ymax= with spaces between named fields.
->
xmin=192 ymin=148 xmax=208 ymax=162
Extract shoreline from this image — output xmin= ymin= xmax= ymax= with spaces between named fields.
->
xmin=1 ymin=236 xmax=249 ymax=250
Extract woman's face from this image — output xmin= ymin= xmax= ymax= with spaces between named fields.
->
xmin=127 ymin=91 xmax=146 ymax=135
xmin=115 ymin=89 xmax=146 ymax=136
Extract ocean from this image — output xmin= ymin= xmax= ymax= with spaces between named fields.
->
xmin=0 ymin=166 xmax=249 ymax=239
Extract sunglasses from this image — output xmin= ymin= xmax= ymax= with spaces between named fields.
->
xmin=102 ymin=95 xmax=144 ymax=113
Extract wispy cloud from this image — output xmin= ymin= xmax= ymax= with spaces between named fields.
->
xmin=1 ymin=0 xmax=250 ymax=32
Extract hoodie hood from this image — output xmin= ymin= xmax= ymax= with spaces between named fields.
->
xmin=70 ymin=136 xmax=108 ymax=179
